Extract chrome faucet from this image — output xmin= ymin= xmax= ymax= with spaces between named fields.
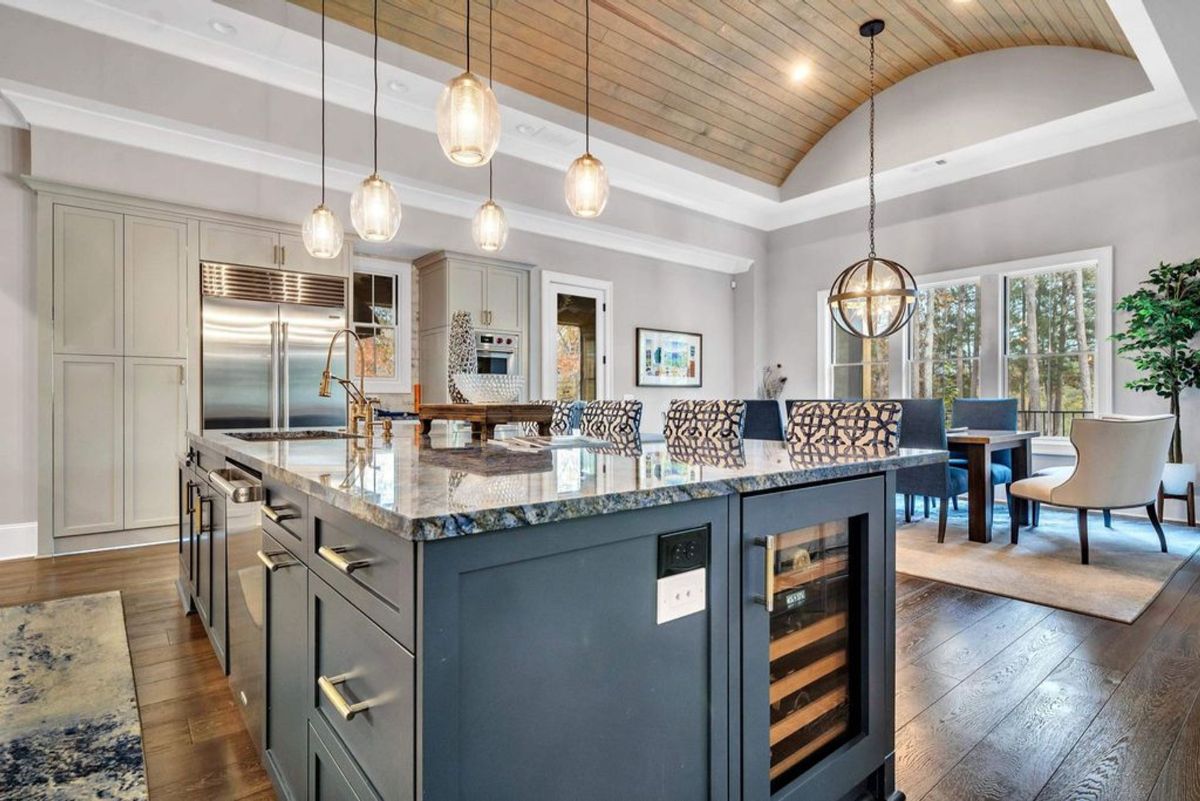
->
xmin=319 ymin=329 xmax=392 ymax=440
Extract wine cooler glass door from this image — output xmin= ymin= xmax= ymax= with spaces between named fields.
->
xmin=741 ymin=476 xmax=890 ymax=801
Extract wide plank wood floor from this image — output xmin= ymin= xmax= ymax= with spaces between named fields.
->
xmin=2 ymin=543 xmax=1199 ymax=800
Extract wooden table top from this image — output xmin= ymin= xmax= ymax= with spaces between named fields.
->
xmin=945 ymin=429 xmax=1040 ymax=445
xmin=418 ymin=403 xmax=554 ymax=421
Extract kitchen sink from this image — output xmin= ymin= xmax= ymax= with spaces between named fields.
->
xmin=225 ymin=429 xmax=363 ymax=442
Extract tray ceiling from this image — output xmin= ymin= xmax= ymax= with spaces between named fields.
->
xmin=290 ymin=0 xmax=1134 ymax=186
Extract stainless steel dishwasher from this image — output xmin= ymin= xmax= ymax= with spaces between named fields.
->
xmin=206 ymin=462 xmax=267 ymax=753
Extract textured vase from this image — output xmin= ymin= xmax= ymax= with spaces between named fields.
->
xmin=447 ymin=310 xmax=476 ymax=403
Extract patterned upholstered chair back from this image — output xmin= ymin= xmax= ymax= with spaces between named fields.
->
xmin=785 ymin=401 xmax=903 ymax=452
xmin=520 ymin=400 xmax=584 ymax=435
xmin=580 ymin=400 xmax=643 ymax=439
xmin=662 ymin=399 xmax=747 ymax=441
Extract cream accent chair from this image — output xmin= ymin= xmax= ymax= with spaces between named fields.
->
xmin=1008 ymin=415 xmax=1175 ymax=564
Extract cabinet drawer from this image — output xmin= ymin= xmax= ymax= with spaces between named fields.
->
xmin=309 ymin=499 xmax=415 ymax=649
xmin=308 ymin=720 xmax=380 ymax=801
xmin=309 ymin=575 xmax=414 ymax=801
xmin=262 ymin=478 xmax=309 ymax=559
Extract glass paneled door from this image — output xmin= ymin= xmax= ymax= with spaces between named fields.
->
xmin=541 ymin=274 xmax=610 ymax=402
xmin=742 ymin=477 xmax=891 ymax=801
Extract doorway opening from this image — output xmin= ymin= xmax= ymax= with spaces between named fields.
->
xmin=540 ymin=271 xmax=612 ymax=402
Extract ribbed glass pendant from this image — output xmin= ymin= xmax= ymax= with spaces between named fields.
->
xmin=302 ymin=204 xmax=344 ymax=258
xmin=472 ymin=199 xmax=508 ymax=251
xmin=350 ymin=174 xmax=401 ymax=242
xmin=565 ymin=153 xmax=608 ymax=218
xmin=437 ymin=72 xmax=501 ymax=167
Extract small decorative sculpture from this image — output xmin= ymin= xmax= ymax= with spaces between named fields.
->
xmin=760 ymin=364 xmax=787 ymax=400
xmin=447 ymin=310 xmax=476 ymax=403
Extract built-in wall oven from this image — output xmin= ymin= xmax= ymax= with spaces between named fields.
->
xmin=476 ymin=332 xmax=519 ymax=375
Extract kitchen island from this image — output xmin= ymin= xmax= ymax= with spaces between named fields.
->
xmin=179 ymin=429 xmax=944 ymax=801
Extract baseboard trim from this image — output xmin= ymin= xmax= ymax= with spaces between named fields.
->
xmin=0 ymin=522 xmax=38 ymax=561
xmin=53 ymin=525 xmax=175 ymax=555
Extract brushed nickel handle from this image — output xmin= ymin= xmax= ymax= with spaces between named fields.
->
xmin=318 ymin=673 xmax=371 ymax=721
xmin=318 ymin=545 xmax=371 ymax=575
xmin=754 ymin=535 xmax=776 ymax=613
xmin=199 ymin=496 xmax=214 ymax=533
xmin=256 ymin=549 xmax=298 ymax=571
xmin=261 ymin=504 xmax=298 ymax=524
xmin=280 ymin=244 xmax=286 ymax=265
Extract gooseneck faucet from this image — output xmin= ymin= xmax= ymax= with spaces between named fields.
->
xmin=319 ymin=329 xmax=391 ymax=439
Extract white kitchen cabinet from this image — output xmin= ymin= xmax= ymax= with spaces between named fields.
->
xmin=53 ymin=205 xmax=124 ymax=355
xmin=125 ymin=216 xmax=188 ymax=358
xmin=53 ymin=355 xmax=124 ymax=537
xmin=278 ymin=232 xmax=348 ymax=277
xmin=416 ymin=252 xmax=529 ymax=332
xmin=448 ymin=261 xmax=488 ymax=326
xmin=419 ymin=329 xmax=450 ymax=403
xmin=124 ymin=357 xmax=187 ymax=530
xmin=485 ymin=265 xmax=526 ymax=332
xmin=200 ymin=220 xmax=278 ymax=269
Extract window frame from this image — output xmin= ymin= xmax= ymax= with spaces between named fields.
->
xmin=350 ymin=256 xmax=413 ymax=395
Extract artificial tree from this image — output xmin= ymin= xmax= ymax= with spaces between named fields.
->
xmin=1111 ymin=259 xmax=1200 ymax=463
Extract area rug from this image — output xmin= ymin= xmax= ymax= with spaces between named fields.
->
xmin=896 ymin=503 xmax=1200 ymax=623
xmin=0 ymin=591 xmax=148 ymax=800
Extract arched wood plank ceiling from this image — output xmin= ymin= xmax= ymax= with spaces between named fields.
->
xmin=291 ymin=0 xmax=1135 ymax=186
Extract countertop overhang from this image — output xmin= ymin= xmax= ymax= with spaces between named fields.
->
xmin=190 ymin=430 xmax=946 ymax=541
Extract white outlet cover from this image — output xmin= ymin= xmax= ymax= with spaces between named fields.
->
xmin=656 ymin=568 xmax=706 ymax=625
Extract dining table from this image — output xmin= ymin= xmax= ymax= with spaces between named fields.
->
xmin=945 ymin=429 xmax=1040 ymax=543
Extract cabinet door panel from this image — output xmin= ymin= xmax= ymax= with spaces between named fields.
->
xmin=279 ymin=232 xmax=347 ymax=277
xmin=54 ymin=206 xmax=123 ymax=355
xmin=125 ymin=216 xmax=188 ymax=357
xmin=125 ymin=358 xmax=187 ymax=529
xmin=265 ymin=531 xmax=308 ymax=801
xmin=485 ymin=266 xmax=524 ymax=331
xmin=53 ymin=355 xmax=123 ymax=537
xmin=447 ymin=262 xmax=486 ymax=325
xmin=200 ymin=221 xmax=278 ymax=269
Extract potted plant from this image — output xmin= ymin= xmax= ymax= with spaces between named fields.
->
xmin=1111 ymin=259 xmax=1200 ymax=525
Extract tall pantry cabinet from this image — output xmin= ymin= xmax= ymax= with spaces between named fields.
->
xmin=50 ymin=203 xmax=188 ymax=547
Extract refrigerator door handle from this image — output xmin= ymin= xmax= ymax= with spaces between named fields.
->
xmin=269 ymin=321 xmax=280 ymax=430
xmin=280 ymin=322 xmax=290 ymax=429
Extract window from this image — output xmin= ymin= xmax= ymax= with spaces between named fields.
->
xmin=830 ymin=324 xmax=889 ymax=399
xmin=351 ymin=258 xmax=412 ymax=394
xmin=1005 ymin=264 xmax=1097 ymax=438
xmin=908 ymin=281 xmax=980 ymax=410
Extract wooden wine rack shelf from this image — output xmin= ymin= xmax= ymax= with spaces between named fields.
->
xmin=775 ymin=554 xmax=849 ymax=592
xmin=769 ymin=650 xmax=848 ymax=704
xmin=769 ymin=685 xmax=849 ymax=746
xmin=768 ymin=612 xmax=847 ymax=662
xmin=769 ymin=719 xmax=849 ymax=780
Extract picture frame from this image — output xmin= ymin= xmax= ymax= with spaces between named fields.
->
xmin=635 ymin=327 xmax=702 ymax=387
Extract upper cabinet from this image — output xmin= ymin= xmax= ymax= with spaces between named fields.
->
xmin=416 ymin=251 xmax=530 ymax=333
xmin=125 ymin=216 xmax=188 ymax=358
xmin=485 ymin=265 xmax=526 ymax=332
xmin=447 ymin=261 xmax=487 ymax=327
xmin=200 ymin=221 xmax=348 ymax=277
xmin=54 ymin=206 xmax=124 ymax=355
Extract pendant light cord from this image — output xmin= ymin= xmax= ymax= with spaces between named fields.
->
xmin=868 ymin=29 xmax=876 ymax=259
xmin=320 ymin=0 xmax=326 ymax=204
xmin=372 ymin=0 xmax=379 ymax=175
xmin=465 ymin=0 xmax=472 ymax=73
xmin=487 ymin=0 xmax=494 ymax=200
xmin=584 ymin=0 xmax=591 ymax=153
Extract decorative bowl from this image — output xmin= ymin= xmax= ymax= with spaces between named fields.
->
xmin=452 ymin=373 xmax=524 ymax=404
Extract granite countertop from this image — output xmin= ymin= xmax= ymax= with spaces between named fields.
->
xmin=190 ymin=430 xmax=946 ymax=541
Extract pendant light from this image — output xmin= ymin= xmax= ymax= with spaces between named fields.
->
xmin=350 ymin=0 xmax=401 ymax=242
xmin=302 ymin=0 xmax=344 ymax=259
xmin=472 ymin=0 xmax=508 ymax=251
xmin=827 ymin=20 xmax=917 ymax=340
xmin=437 ymin=0 xmax=501 ymax=166
xmin=564 ymin=0 xmax=608 ymax=218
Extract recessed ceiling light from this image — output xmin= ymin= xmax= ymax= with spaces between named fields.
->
xmin=790 ymin=62 xmax=812 ymax=83
xmin=387 ymin=80 xmax=408 ymax=94
xmin=209 ymin=19 xmax=236 ymax=36
xmin=515 ymin=123 xmax=538 ymax=136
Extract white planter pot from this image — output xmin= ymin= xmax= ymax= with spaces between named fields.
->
xmin=1161 ymin=462 xmax=1197 ymax=495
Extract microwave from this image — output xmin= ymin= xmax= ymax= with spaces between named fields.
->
xmin=476 ymin=332 xmax=518 ymax=375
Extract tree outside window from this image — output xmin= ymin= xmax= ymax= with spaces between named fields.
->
xmin=352 ymin=271 xmax=397 ymax=380
xmin=831 ymin=324 xmax=889 ymax=399
xmin=908 ymin=281 xmax=980 ymax=415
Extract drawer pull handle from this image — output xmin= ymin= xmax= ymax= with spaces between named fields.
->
xmin=256 ymin=549 xmax=299 ymax=572
xmin=754 ymin=535 xmax=776 ymax=613
xmin=318 ymin=545 xmax=370 ymax=575
xmin=261 ymin=504 xmax=298 ymax=524
xmin=318 ymin=673 xmax=371 ymax=721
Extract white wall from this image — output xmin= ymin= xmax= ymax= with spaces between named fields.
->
xmin=764 ymin=121 xmax=1200 ymax=518
xmin=0 ymin=124 xmax=36 ymax=552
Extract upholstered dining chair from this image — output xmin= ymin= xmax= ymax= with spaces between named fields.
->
xmin=785 ymin=400 xmax=903 ymax=452
xmin=1008 ymin=415 xmax=1175 ymax=564
xmin=662 ymin=399 xmax=747 ymax=441
xmin=950 ymin=398 xmax=1018 ymax=518
xmin=742 ymin=400 xmax=785 ymax=441
xmin=895 ymin=399 xmax=968 ymax=542
xmin=580 ymin=400 xmax=643 ymax=440
xmin=520 ymin=400 xmax=584 ymax=436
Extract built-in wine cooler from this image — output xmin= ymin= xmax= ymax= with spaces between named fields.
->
xmin=742 ymin=476 xmax=896 ymax=801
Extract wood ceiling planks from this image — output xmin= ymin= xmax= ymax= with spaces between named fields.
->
xmin=292 ymin=0 xmax=1135 ymax=185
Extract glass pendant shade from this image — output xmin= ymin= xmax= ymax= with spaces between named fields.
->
xmin=437 ymin=72 xmax=501 ymax=167
xmin=564 ymin=153 xmax=609 ymax=218
xmin=472 ymin=199 xmax=508 ymax=252
xmin=828 ymin=257 xmax=917 ymax=339
xmin=350 ymin=173 xmax=402 ymax=242
xmin=302 ymin=204 xmax=344 ymax=259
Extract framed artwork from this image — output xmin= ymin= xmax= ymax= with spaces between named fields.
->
xmin=635 ymin=327 xmax=702 ymax=387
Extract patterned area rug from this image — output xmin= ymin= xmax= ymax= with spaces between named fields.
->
xmin=897 ymin=502 xmax=1200 ymax=623
xmin=0 ymin=592 xmax=148 ymax=800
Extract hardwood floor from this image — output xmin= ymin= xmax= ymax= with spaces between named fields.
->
xmin=2 ymin=542 xmax=1198 ymax=800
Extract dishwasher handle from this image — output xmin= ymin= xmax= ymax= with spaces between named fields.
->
xmin=207 ymin=468 xmax=264 ymax=503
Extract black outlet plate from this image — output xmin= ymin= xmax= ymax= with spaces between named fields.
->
xmin=657 ymin=526 xmax=710 ymax=578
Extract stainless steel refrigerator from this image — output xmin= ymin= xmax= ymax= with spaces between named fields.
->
xmin=202 ymin=262 xmax=348 ymax=430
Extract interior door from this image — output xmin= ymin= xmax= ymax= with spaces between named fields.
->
xmin=280 ymin=303 xmax=347 ymax=428
xmin=203 ymin=297 xmax=277 ymax=430
xmin=545 ymin=285 xmax=606 ymax=401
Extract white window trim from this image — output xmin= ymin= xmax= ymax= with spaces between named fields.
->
xmin=817 ymin=247 xmax=1113 ymax=454
xmin=352 ymin=256 xmax=413 ymax=395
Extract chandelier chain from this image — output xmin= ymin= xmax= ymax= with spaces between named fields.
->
xmin=868 ymin=30 xmax=876 ymax=259
xmin=372 ymin=0 xmax=379 ymax=174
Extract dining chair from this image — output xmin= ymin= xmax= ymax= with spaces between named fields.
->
xmin=895 ymin=399 xmax=968 ymax=542
xmin=662 ymin=399 xmax=747 ymax=441
xmin=950 ymin=398 xmax=1018 ymax=518
xmin=1007 ymin=415 xmax=1175 ymax=564
xmin=785 ymin=400 xmax=903 ymax=452
xmin=520 ymin=400 xmax=584 ymax=436
xmin=742 ymin=400 xmax=785 ymax=441
xmin=580 ymin=400 xmax=643 ymax=440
